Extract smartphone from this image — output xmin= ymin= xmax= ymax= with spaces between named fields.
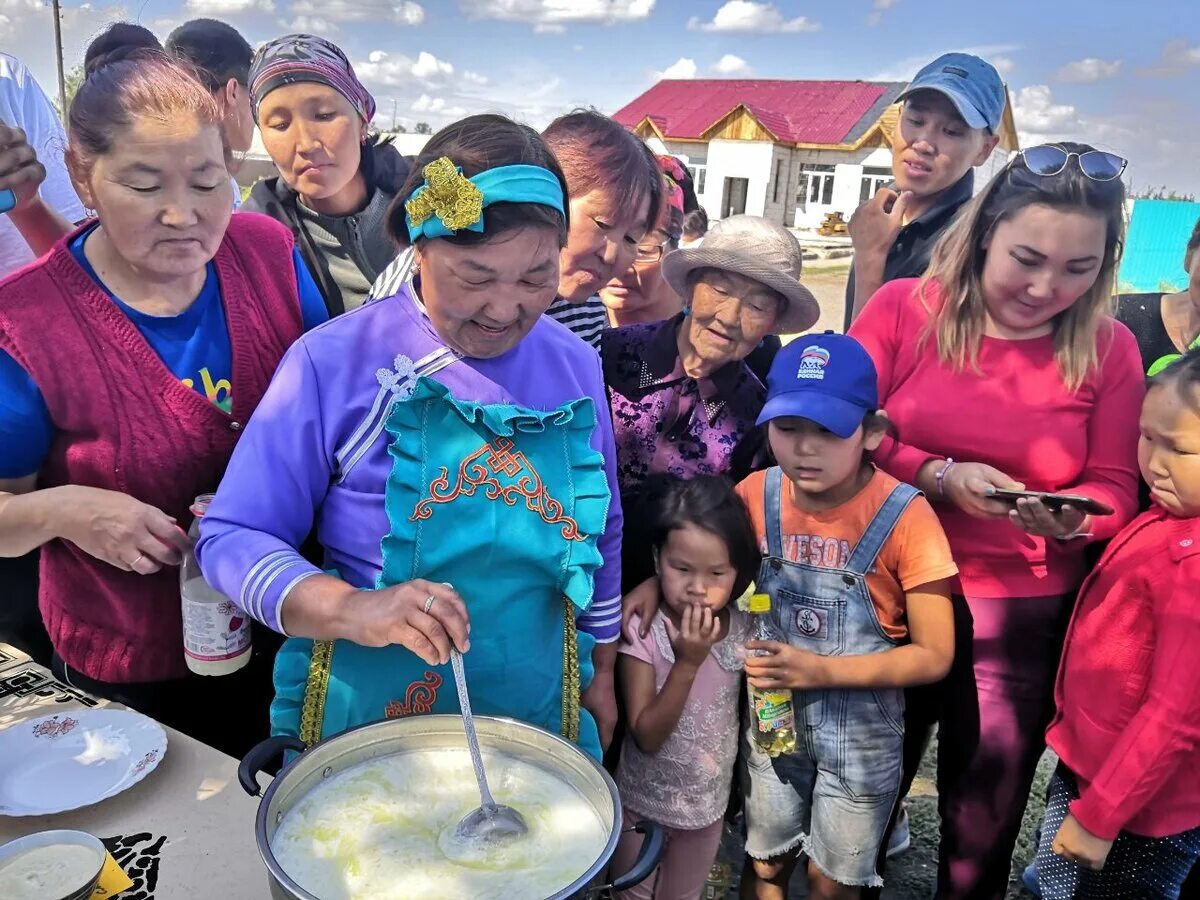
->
xmin=985 ymin=488 xmax=1114 ymax=517
xmin=0 ymin=189 xmax=14 ymax=214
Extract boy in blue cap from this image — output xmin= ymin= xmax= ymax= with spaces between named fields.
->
xmin=736 ymin=333 xmax=957 ymax=898
xmin=844 ymin=52 xmax=1005 ymax=328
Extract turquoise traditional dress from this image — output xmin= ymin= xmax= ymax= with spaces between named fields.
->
xmin=271 ymin=377 xmax=610 ymax=759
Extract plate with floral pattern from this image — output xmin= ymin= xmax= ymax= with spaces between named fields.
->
xmin=0 ymin=709 xmax=167 ymax=815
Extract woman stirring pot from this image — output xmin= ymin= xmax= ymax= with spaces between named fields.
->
xmin=198 ymin=115 xmax=624 ymax=759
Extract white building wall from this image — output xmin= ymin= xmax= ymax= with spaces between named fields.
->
xmin=974 ymin=146 xmax=1014 ymax=193
xmin=698 ymin=140 xmax=776 ymax=221
xmin=762 ymin=145 xmax=797 ymax=226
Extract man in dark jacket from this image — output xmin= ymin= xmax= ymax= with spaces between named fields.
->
xmin=842 ymin=53 xmax=1004 ymax=329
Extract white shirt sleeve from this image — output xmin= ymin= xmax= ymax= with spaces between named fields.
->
xmin=0 ymin=54 xmax=86 ymax=277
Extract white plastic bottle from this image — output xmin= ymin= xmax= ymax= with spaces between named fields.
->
xmin=180 ymin=493 xmax=251 ymax=675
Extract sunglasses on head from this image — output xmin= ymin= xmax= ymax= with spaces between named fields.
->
xmin=1017 ymin=145 xmax=1127 ymax=182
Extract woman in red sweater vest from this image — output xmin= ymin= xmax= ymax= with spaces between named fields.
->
xmin=1030 ymin=349 xmax=1200 ymax=897
xmin=850 ymin=143 xmax=1144 ymax=899
xmin=0 ymin=29 xmax=322 ymax=757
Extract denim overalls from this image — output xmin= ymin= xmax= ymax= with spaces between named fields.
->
xmin=741 ymin=466 xmax=914 ymax=887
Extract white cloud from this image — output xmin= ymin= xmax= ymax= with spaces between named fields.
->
xmin=868 ymin=44 xmax=1021 ymax=81
xmin=283 ymin=14 xmax=337 ymax=31
xmin=866 ymin=0 xmax=896 ymax=26
xmin=457 ymin=0 xmax=655 ymax=30
xmin=656 ymin=57 xmax=697 ymax=80
xmin=1057 ymin=57 xmax=1122 ymax=83
xmin=688 ymin=1 xmax=820 ymax=33
xmin=462 ymin=70 xmax=489 ymax=85
xmin=355 ymin=50 xmax=456 ymax=89
xmin=713 ymin=54 xmax=751 ymax=76
xmin=411 ymin=50 xmax=453 ymax=81
xmin=185 ymin=0 xmax=274 ymax=13
xmin=1140 ymin=39 xmax=1200 ymax=77
xmin=410 ymin=94 xmax=467 ymax=116
xmin=1011 ymin=84 xmax=1084 ymax=139
xmin=285 ymin=0 xmax=424 ymax=25
xmin=992 ymin=56 xmax=1016 ymax=76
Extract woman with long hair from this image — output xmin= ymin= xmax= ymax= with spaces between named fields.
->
xmin=850 ymin=143 xmax=1144 ymax=898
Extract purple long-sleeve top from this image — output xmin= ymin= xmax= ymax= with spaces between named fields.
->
xmin=195 ymin=285 xmax=623 ymax=642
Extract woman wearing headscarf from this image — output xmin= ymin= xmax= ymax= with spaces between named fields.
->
xmin=243 ymin=34 xmax=411 ymax=315
xmin=197 ymin=114 xmax=627 ymax=759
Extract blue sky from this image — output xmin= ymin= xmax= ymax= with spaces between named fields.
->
xmin=12 ymin=0 xmax=1200 ymax=194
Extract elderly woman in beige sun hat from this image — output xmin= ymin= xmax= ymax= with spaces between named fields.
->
xmin=602 ymin=214 xmax=821 ymax=593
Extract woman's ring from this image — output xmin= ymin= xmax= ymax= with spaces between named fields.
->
xmin=130 ymin=553 xmax=146 ymax=570
xmin=423 ymin=594 xmax=436 ymax=613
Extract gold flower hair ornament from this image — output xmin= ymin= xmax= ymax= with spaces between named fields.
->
xmin=405 ymin=157 xmax=485 ymax=238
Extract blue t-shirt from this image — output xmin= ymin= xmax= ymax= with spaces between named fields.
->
xmin=0 ymin=227 xmax=328 ymax=477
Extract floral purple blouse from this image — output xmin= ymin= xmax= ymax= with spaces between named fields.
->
xmin=601 ymin=313 xmax=774 ymax=499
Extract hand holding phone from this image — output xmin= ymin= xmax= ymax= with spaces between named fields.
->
xmin=0 ymin=120 xmax=44 ymax=215
xmin=985 ymin=487 xmax=1114 ymax=517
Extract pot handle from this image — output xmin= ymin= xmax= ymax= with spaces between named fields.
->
xmin=605 ymin=820 xmax=665 ymax=893
xmin=238 ymin=735 xmax=306 ymax=797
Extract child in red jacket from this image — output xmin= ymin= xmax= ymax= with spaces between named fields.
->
xmin=1031 ymin=348 xmax=1200 ymax=899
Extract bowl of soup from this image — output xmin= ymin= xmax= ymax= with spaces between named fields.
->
xmin=0 ymin=829 xmax=106 ymax=900
xmin=239 ymin=716 xmax=663 ymax=900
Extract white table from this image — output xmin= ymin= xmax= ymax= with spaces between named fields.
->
xmin=0 ymin=644 xmax=270 ymax=898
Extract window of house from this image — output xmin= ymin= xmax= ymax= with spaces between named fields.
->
xmin=688 ymin=165 xmax=708 ymax=195
xmin=798 ymin=164 xmax=835 ymax=207
xmin=772 ymin=159 xmax=785 ymax=204
xmin=859 ymin=166 xmax=893 ymax=205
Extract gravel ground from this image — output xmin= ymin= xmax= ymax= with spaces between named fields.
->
xmin=713 ymin=738 xmax=1054 ymax=899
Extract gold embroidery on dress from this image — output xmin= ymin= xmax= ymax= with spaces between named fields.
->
xmin=299 ymin=639 xmax=335 ymax=748
xmin=411 ymin=437 xmax=587 ymax=541
xmin=561 ymin=596 xmax=581 ymax=743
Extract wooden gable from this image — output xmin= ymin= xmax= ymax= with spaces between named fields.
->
xmin=702 ymin=105 xmax=778 ymax=143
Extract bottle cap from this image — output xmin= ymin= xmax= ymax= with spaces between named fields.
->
xmin=748 ymin=593 xmax=771 ymax=613
xmin=190 ymin=492 xmax=216 ymax=518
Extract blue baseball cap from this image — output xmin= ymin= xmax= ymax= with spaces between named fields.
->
xmin=756 ymin=332 xmax=878 ymax=438
xmin=900 ymin=52 xmax=1006 ymax=133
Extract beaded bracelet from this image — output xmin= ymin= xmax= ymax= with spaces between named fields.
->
xmin=935 ymin=458 xmax=955 ymax=499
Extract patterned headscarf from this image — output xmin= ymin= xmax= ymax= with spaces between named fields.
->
xmin=657 ymin=154 xmax=687 ymax=216
xmin=249 ymin=34 xmax=376 ymax=124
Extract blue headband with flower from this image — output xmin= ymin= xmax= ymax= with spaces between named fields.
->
xmin=404 ymin=157 xmax=566 ymax=243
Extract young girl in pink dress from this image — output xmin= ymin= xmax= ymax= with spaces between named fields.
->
xmin=610 ymin=475 xmax=759 ymax=900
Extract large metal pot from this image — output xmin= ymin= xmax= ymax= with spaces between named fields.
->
xmin=239 ymin=715 xmax=664 ymax=899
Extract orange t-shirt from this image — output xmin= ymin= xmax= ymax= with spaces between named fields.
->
xmin=735 ymin=468 xmax=957 ymax=640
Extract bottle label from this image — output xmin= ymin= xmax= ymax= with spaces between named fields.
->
xmin=183 ymin=596 xmax=251 ymax=662
xmin=754 ymin=690 xmax=795 ymax=733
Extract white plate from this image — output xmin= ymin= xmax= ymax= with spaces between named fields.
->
xmin=0 ymin=709 xmax=167 ymax=816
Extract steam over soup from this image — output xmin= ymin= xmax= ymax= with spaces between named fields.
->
xmin=271 ymin=747 xmax=610 ymax=899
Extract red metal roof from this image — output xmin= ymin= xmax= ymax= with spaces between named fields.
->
xmin=612 ymin=79 xmax=896 ymax=145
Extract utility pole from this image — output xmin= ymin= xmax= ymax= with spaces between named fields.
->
xmin=391 ymin=98 xmax=398 ymax=131
xmin=51 ymin=0 xmax=68 ymax=123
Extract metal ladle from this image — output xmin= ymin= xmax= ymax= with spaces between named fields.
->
xmin=449 ymin=649 xmax=528 ymax=844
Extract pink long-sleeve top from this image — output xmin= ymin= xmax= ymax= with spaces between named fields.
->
xmin=849 ymin=278 xmax=1144 ymax=599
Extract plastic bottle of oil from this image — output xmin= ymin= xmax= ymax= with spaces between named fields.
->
xmin=746 ymin=592 xmax=797 ymax=756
